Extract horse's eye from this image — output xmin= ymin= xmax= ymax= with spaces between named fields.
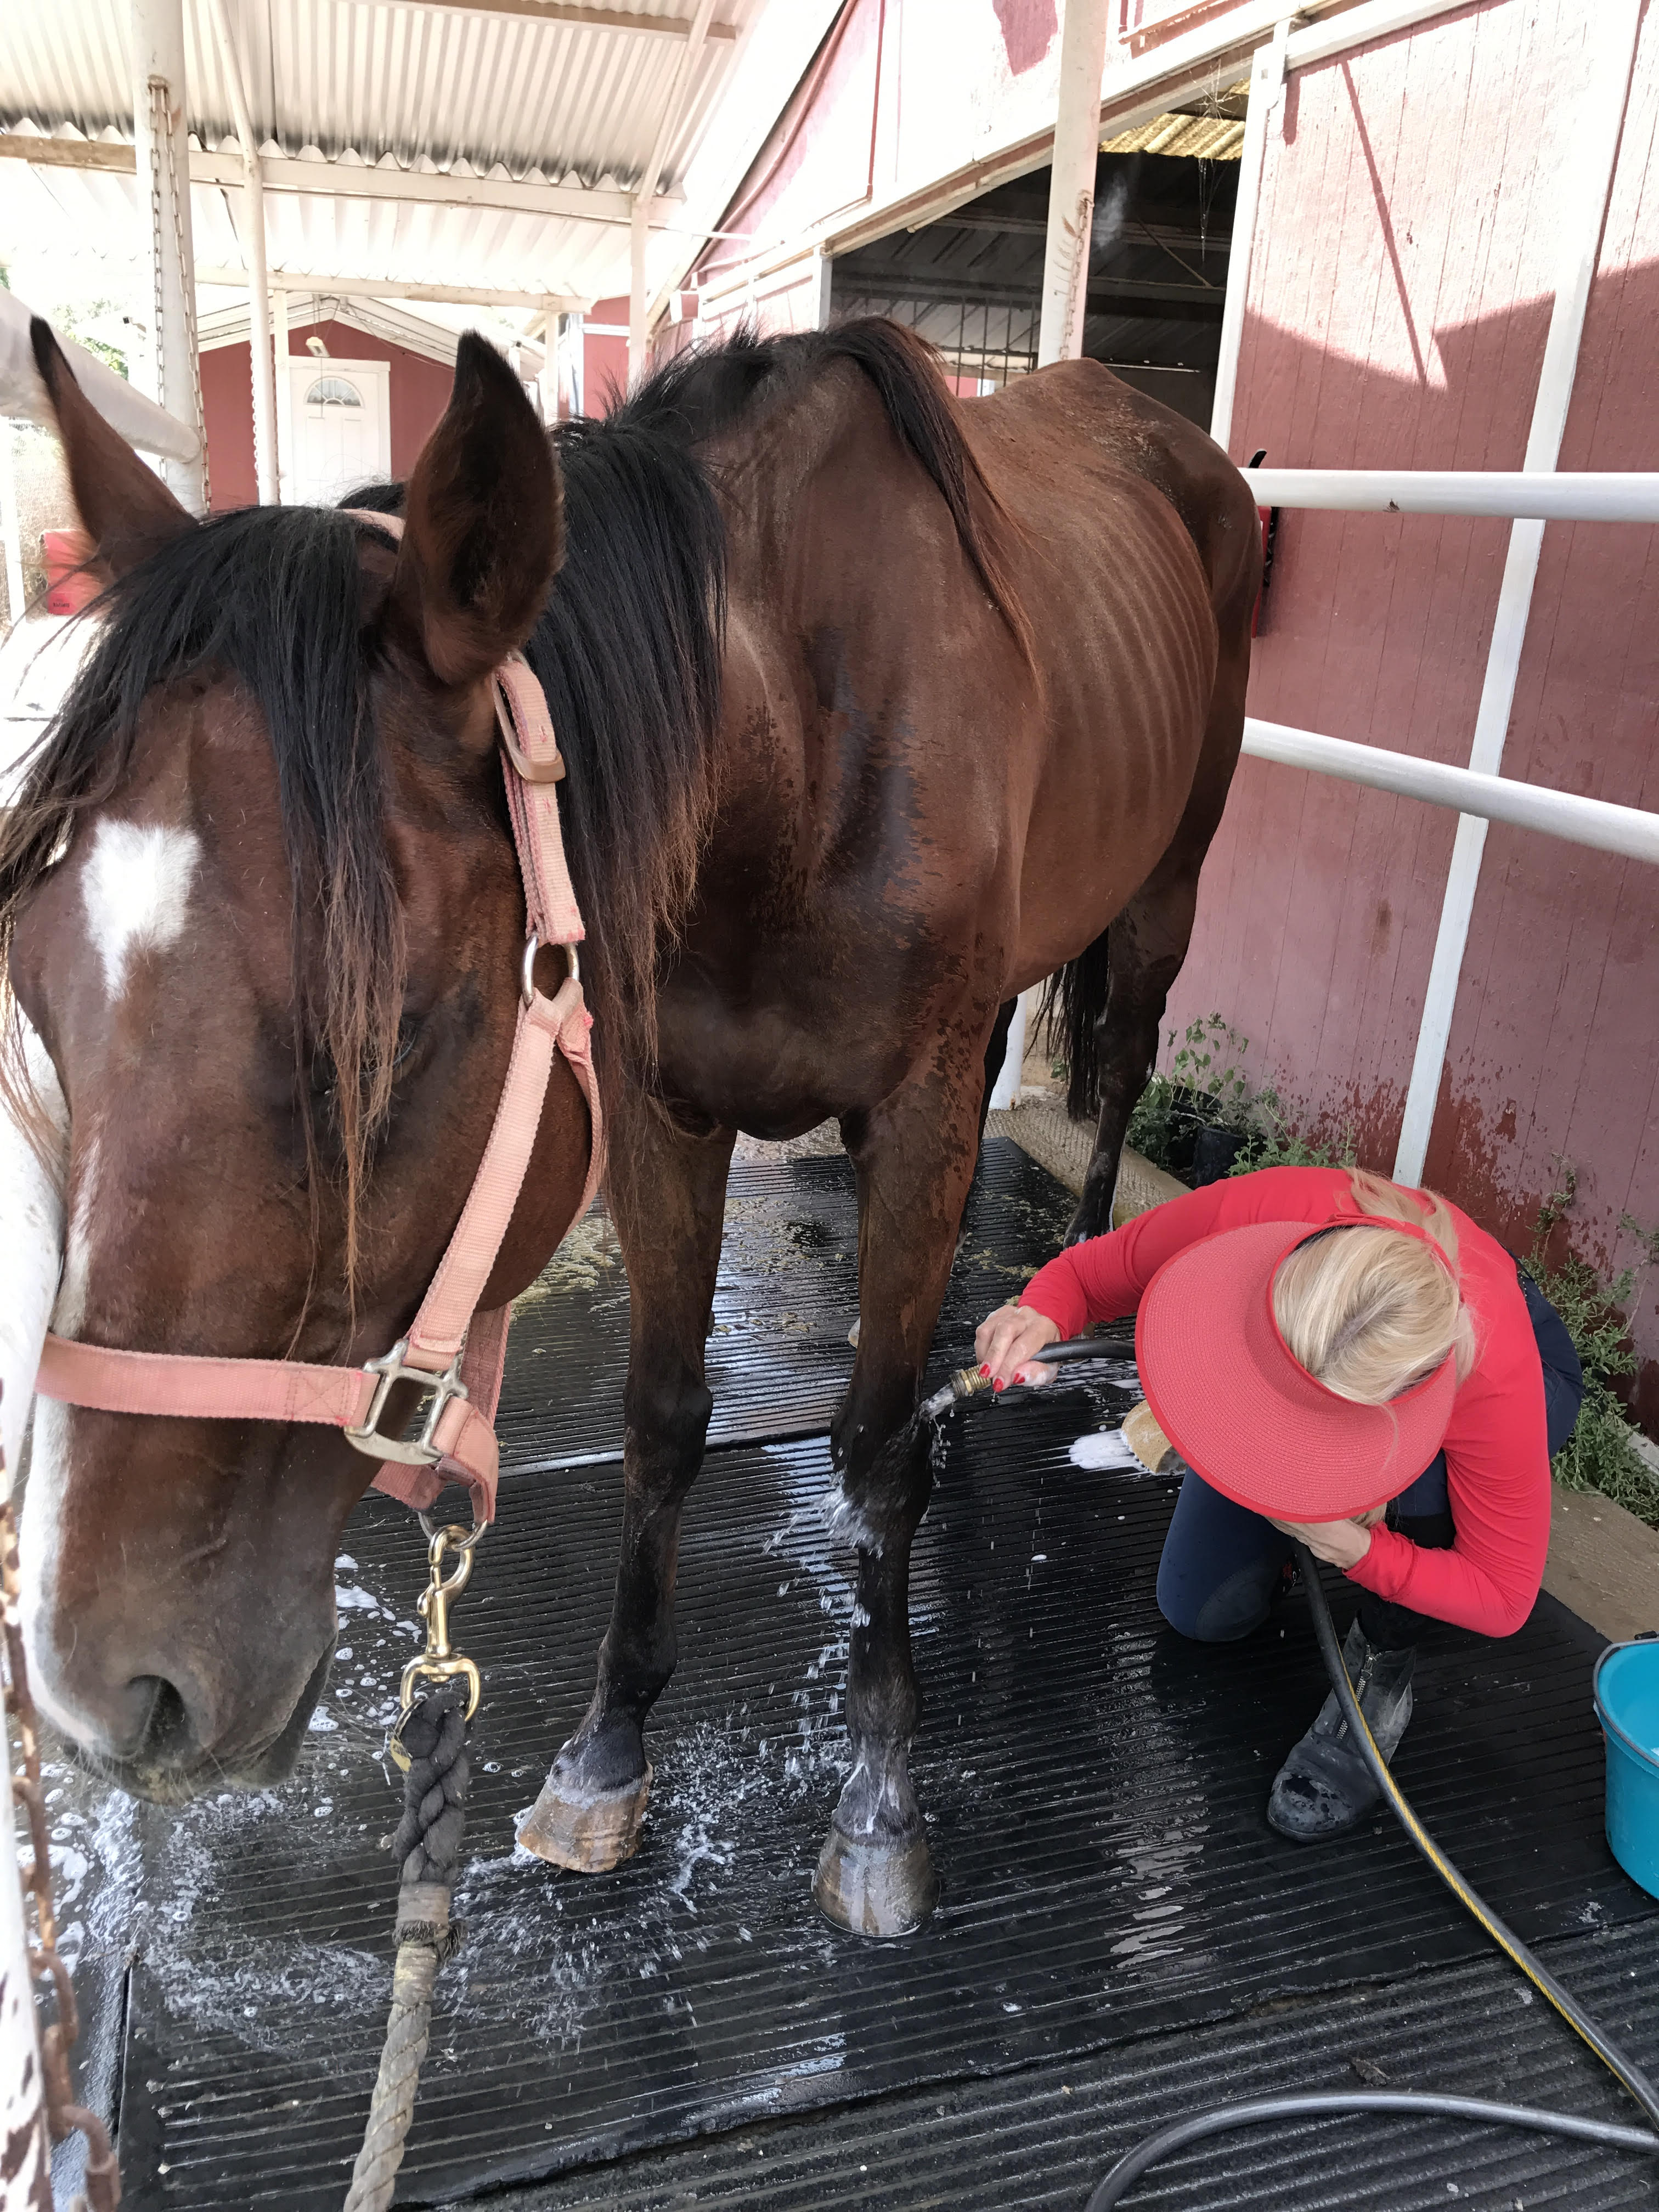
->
xmin=391 ymin=1014 xmax=421 ymax=1073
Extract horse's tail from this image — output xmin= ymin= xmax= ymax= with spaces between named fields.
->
xmin=1041 ymin=927 xmax=1111 ymax=1124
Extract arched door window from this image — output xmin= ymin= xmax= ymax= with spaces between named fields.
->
xmin=303 ymin=375 xmax=365 ymax=417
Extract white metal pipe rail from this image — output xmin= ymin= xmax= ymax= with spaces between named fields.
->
xmin=1241 ymin=720 xmax=1659 ymax=868
xmin=1240 ymin=469 xmax=1659 ymax=522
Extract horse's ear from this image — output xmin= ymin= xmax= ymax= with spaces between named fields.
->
xmin=31 ymin=319 xmax=195 ymax=575
xmin=388 ymin=331 xmax=562 ymax=688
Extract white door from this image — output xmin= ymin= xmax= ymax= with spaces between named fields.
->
xmin=285 ymin=359 xmax=392 ymax=507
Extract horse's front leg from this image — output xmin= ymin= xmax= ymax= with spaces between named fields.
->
xmin=518 ymin=1105 xmax=735 ymax=1872
xmin=816 ymin=1055 xmax=984 ymax=1938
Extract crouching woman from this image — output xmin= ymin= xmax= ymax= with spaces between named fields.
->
xmin=974 ymin=1165 xmax=1583 ymax=1841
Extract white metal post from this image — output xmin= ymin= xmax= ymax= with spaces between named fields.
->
xmin=131 ymin=0 xmax=207 ymax=510
xmin=566 ymin=310 xmax=585 ymax=419
xmin=630 ymin=0 xmax=716 ymax=385
xmin=1210 ymin=15 xmax=1290 ymax=452
xmin=1036 ymin=0 xmax=1111 ymax=366
xmin=537 ymin=300 xmax=557 ymax=424
xmin=629 ymin=195 xmax=650 ymax=387
xmin=0 ymin=424 xmax=24 ymax=629
xmin=1239 ymin=467 xmax=1659 ymax=520
xmin=1005 ymin=0 xmax=1110 ymax=1109
xmin=207 ymin=0 xmax=277 ymax=503
xmin=1243 ymin=718 xmax=1659 ymax=865
xmin=1392 ymin=0 xmax=1644 ymax=1184
xmin=272 ymin=285 xmax=292 ymax=501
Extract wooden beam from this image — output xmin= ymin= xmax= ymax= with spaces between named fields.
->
xmin=0 ymin=135 xmax=136 ymax=175
xmin=0 ymin=132 xmax=681 ymax=227
xmin=337 ymin=0 xmax=737 ymax=33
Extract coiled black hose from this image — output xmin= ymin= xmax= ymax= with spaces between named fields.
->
xmin=1082 ymin=1543 xmax=1659 ymax=2208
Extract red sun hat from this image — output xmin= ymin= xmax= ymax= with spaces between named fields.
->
xmin=1133 ymin=1217 xmax=1459 ymax=1523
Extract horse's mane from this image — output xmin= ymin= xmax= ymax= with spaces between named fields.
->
xmin=350 ymin=317 xmax=1025 ymax=1066
xmin=619 ymin=318 xmax=1029 ymax=655
xmin=0 ymin=318 xmax=1020 ymax=1229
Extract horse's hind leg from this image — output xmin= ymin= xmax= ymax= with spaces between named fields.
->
xmin=816 ymin=1047 xmax=985 ymax=1938
xmin=1068 ymin=620 xmax=1249 ymax=1243
xmin=518 ymin=1105 xmax=735 ymax=1872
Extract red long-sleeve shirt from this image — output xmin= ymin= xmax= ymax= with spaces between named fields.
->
xmin=1020 ymin=1167 xmax=1551 ymax=1637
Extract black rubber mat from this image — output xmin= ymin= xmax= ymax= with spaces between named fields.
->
xmin=451 ymin=1917 xmax=1659 ymax=2210
xmin=494 ymin=1139 xmax=1075 ymax=1470
xmin=105 ymin=1387 xmax=1651 ymax=2209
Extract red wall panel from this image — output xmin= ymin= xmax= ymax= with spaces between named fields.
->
xmin=201 ymin=319 xmax=455 ymax=509
xmin=1164 ymin=0 xmax=1659 ymax=1404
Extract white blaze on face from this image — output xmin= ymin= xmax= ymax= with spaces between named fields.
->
xmin=80 ymin=819 xmax=200 ymax=1001
xmin=12 ymin=817 xmax=200 ymax=1748
xmin=0 ymin=1012 xmax=66 ymax=1489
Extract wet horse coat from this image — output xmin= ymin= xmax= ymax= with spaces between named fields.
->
xmin=3 ymin=320 xmax=1257 ymax=1931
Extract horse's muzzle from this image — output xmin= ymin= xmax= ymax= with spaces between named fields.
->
xmin=72 ymin=1635 xmax=336 ymax=1805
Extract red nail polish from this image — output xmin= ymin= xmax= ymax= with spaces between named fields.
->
xmin=992 ymin=1378 xmax=1005 ymax=1393
xmin=979 ymin=1364 xmax=990 ymax=1379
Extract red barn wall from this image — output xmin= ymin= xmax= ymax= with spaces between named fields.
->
xmin=201 ymin=319 xmax=455 ymax=509
xmin=1166 ymin=0 xmax=1659 ymax=1409
xmin=580 ymin=297 xmax=631 ymax=413
xmin=199 ymin=342 xmax=259 ymax=511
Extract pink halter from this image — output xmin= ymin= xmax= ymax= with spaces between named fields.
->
xmin=33 ymin=515 xmax=602 ymax=1526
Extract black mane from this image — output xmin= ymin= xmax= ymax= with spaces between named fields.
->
xmin=611 ymin=318 xmax=1025 ymax=645
xmin=1 ymin=319 xmax=1018 ymax=1135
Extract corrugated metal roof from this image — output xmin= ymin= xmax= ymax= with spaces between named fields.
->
xmin=1101 ymin=80 xmax=1249 ymax=160
xmin=2 ymin=0 xmax=752 ymax=187
xmin=1102 ymin=109 xmax=1245 ymax=157
xmin=1 ymin=0 xmax=775 ymax=303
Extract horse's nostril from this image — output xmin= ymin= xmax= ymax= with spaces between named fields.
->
xmin=127 ymin=1676 xmax=198 ymax=1768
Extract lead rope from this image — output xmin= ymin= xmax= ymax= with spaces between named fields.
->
xmin=0 ymin=1437 xmax=121 ymax=2209
xmin=342 ymin=1521 xmax=481 ymax=2211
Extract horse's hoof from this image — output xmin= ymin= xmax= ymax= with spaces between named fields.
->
xmin=813 ymin=1824 xmax=938 ymax=1938
xmin=517 ymin=1764 xmax=653 ymax=1872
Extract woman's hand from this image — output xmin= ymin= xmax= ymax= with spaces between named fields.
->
xmin=974 ymin=1302 xmax=1062 ymax=1388
xmin=1268 ymin=1504 xmax=1385 ymax=1571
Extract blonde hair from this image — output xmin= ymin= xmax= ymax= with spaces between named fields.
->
xmin=1272 ymin=1169 xmax=1476 ymax=1403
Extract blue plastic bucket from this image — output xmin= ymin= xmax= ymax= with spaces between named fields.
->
xmin=1594 ymin=1640 xmax=1659 ymax=1900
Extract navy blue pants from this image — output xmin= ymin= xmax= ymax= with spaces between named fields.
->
xmin=1155 ymin=1273 xmax=1583 ymax=1650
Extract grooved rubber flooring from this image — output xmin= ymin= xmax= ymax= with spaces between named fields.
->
xmin=441 ymin=1918 xmax=1659 ymax=2211
xmin=494 ymin=1141 xmax=1076 ymax=1470
xmin=59 ymin=1144 xmax=1652 ymax=2209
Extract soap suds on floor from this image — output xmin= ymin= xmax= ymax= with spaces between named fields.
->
xmin=1069 ymin=1430 xmax=1143 ymax=1472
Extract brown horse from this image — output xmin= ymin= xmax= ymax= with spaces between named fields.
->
xmin=2 ymin=316 xmax=1257 ymax=1934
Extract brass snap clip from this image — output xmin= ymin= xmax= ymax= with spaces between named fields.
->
xmin=385 ymin=1518 xmax=484 ymax=1776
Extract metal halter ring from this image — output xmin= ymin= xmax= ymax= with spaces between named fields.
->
xmin=419 ymin=1510 xmax=487 ymax=1554
xmin=520 ymin=933 xmax=581 ymax=1009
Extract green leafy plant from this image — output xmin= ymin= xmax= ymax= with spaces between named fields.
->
xmin=1521 ymin=1169 xmax=1659 ymax=1527
xmin=1126 ymin=1015 xmax=1254 ymax=1177
xmin=1228 ymin=1086 xmax=1355 ymax=1175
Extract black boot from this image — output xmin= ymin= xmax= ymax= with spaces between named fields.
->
xmin=1267 ymin=1621 xmax=1414 ymax=1842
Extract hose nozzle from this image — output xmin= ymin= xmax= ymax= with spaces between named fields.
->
xmin=919 ymin=1367 xmax=992 ymax=1422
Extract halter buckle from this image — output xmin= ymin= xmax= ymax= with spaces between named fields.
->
xmin=345 ymin=1339 xmax=469 ymax=1466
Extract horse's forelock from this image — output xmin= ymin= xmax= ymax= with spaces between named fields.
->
xmin=0 ymin=505 xmax=405 ymax=1303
